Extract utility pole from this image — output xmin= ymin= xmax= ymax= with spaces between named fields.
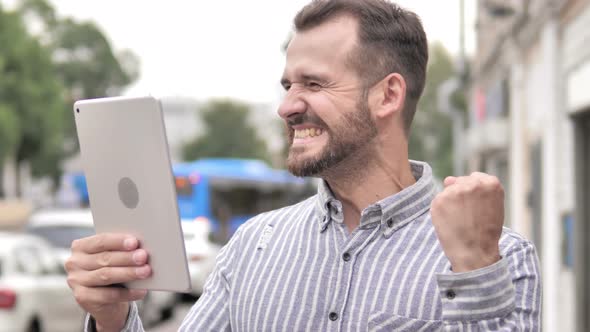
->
xmin=436 ymin=0 xmax=467 ymax=176
xmin=459 ymin=0 xmax=466 ymax=81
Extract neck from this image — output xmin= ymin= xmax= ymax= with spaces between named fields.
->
xmin=322 ymin=142 xmax=416 ymax=233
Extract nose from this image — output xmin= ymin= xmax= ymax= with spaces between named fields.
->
xmin=277 ymin=89 xmax=306 ymax=120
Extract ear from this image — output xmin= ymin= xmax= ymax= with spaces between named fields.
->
xmin=371 ymin=73 xmax=407 ymax=119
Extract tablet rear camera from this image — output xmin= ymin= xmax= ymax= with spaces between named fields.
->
xmin=76 ymin=108 xmax=80 ymax=113
xmin=118 ymin=177 xmax=139 ymax=209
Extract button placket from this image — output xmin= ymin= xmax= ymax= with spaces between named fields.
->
xmin=329 ymin=312 xmax=339 ymax=321
xmin=342 ymin=252 xmax=351 ymax=262
xmin=326 ymin=230 xmax=366 ymax=330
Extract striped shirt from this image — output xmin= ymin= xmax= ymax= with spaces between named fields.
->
xmin=92 ymin=161 xmax=541 ymax=331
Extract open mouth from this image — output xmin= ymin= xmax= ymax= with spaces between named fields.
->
xmin=293 ymin=128 xmax=324 ymax=139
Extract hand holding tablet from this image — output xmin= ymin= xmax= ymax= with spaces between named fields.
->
xmin=68 ymin=96 xmax=191 ymax=292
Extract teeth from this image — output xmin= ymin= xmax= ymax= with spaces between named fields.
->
xmin=294 ymin=128 xmax=323 ymax=139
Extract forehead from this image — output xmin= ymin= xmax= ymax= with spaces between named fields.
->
xmin=284 ymin=15 xmax=359 ymax=80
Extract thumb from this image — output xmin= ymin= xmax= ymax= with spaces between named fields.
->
xmin=443 ymin=176 xmax=457 ymax=187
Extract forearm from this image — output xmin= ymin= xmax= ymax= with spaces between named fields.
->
xmin=86 ymin=302 xmax=145 ymax=332
xmin=436 ymin=242 xmax=541 ymax=331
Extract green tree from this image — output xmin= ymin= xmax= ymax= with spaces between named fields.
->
xmin=409 ymin=42 xmax=460 ymax=179
xmin=0 ymin=0 xmax=138 ymax=197
xmin=0 ymin=4 xmax=66 ymax=196
xmin=17 ymin=0 xmax=140 ymax=156
xmin=183 ymin=100 xmax=270 ymax=163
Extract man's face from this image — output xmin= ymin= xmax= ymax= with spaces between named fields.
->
xmin=279 ymin=15 xmax=378 ymax=177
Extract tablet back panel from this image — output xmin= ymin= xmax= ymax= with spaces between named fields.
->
xmin=73 ymin=96 xmax=191 ymax=292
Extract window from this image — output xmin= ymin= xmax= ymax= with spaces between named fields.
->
xmin=175 ymin=176 xmax=194 ymax=197
xmin=14 ymin=247 xmax=43 ymax=276
xmin=29 ymin=226 xmax=95 ymax=249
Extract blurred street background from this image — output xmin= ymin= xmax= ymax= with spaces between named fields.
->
xmin=0 ymin=0 xmax=589 ymax=331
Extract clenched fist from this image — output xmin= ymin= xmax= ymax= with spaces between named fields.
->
xmin=431 ymin=172 xmax=504 ymax=273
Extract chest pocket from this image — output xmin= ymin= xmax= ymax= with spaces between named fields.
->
xmin=367 ymin=312 xmax=443 ymax=332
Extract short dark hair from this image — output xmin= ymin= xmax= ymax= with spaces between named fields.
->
xmin=294 ymin=0 xmax=428 ymax=135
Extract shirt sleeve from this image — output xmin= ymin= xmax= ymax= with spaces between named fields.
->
xmin=436 ymin=240 xmax=541 ymax=331
xmin=84 ymin=301 xmax=144 ymax=332
xmin=177 ymin=225 xmax=244 ymax=331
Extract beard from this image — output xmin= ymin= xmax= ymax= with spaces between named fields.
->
xmin=286 ymin=94 xmax=378 ymax=177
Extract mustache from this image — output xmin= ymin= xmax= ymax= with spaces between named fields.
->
xmin=286 ymin=113 xmax=326 ymax=128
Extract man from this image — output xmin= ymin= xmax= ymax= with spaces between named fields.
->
xmin=65 ymin=0 xmax=541 ymax=331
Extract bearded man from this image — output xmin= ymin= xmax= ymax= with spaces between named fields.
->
xmin=66 ymin=1 xmax=541 ymax=331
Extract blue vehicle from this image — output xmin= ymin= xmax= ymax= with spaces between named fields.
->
xmin=64 ymin=158 xmax=315 ymax=244
xmin=173 ymin=158 xmax=315 ymax=243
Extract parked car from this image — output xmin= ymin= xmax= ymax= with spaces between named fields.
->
xmin=27 ymin=209 xmax=95 ymax=263
xmin=0 ymin=231 xmax=85 ymax=332
xmin=26 ymin=209 xmax=177 ymax=327
xmin=181 ymin=217 xmax=221 ymax=298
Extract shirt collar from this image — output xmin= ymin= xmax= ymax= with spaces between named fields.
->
xmin=315 ymin=160 xmax=437 ymax=236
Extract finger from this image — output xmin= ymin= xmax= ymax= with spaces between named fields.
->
xmin=75 ymin=286 xmax=148 ymax=306
xmin=478 ymin=174 xmax=503 ymax=191
xmin=74 ymin=249 xmax=149 ymax=271
xmin=443 ymin=176 xmax=457 ymax=187
xmin=78 ymin=265 xmax=152 ymax=287
xmin=469 ymin=171 xmax=490 ymax=179
xmin=448 ymin=175 xmax=480 ymax=188
xmin=465 ymin=172 xmax=503 ymax=191
xmin=72 ymin=234 xmax=139 ymax=255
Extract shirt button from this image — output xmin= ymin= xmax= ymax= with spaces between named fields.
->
xmin=446 ymin=290 xmax=456 ymax=300
xmin=329 ymin=312 xmax=339 ymax=321
xmin=387 ymin=219 xmax=394 ymax=228
xmin=342 ymin=252 xmax=351 ymax=262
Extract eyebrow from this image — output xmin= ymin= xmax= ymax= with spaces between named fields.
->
xmin=280 ymin=73 xmax=328 ymax=87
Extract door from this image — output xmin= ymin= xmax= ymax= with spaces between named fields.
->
xmin=35 ymin=242 xmax=85 ymax=332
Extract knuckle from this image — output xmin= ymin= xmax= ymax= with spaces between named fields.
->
xmin=430 ymin=196 xmax=445 ymax=214
xmin=73 ymin=290 xmax=85 ymax=305
xmin=71 ymin=239 xmax=81 ymax=251
xmin=66 ymin=275 xmax=77 ymax=289
xmin=473 ymin=179 xmax=484 ymax=191
xmin=64 ymin=257 xmax=76 ymax=272
xmin=99 ymin=251 xmax=112 ymax=267
xmin=456 ymin=185 xmax=471 ymax=196
xmin=491 ymin=177 xmax=503 ymax=191
xmin=98 ymin=269 xmax=111 ymax=283
xmin=129 ymin=267 xmax=139 ymax=279
xmin=94 ymin=236 xmax=106 ymax=252
xmin=467 ymin=180 xmax=480 ymax=191
xmin=431 ymin=196 xmax=442 ymax=207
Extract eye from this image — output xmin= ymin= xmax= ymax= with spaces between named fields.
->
xmin=305 ymin=82 xmax=322 ymax=91
xmin=282 ymin=83 xmax=291 ymax=91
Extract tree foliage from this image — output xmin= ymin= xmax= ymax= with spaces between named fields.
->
xmin=0 ymin=0 xmax=139 ymax=197
xmin=409 ymin=43 xmax=461 ymax=179
xmin=17 ymin=0 xmax=139 ymax=156
xmin=183 ymin=100 xmax=270 ymax=163
xmin=0 ymin=5 xmax=65 ymax=184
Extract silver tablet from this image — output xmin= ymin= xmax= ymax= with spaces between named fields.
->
xmin=73 ymin=96 xmax=191 ymax=292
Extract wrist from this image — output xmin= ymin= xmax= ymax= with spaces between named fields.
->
xmin=94 ymin=302 xmax=130 ymax=332
xmin=450 ymin=251 xmax=501 ymax=273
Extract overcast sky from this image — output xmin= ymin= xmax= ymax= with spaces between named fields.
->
xmin=10 ymin=0 xmax=477 ymax=106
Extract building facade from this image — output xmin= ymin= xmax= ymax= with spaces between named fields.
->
xmin=467 ymin=0 xmax=589 ymax=331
